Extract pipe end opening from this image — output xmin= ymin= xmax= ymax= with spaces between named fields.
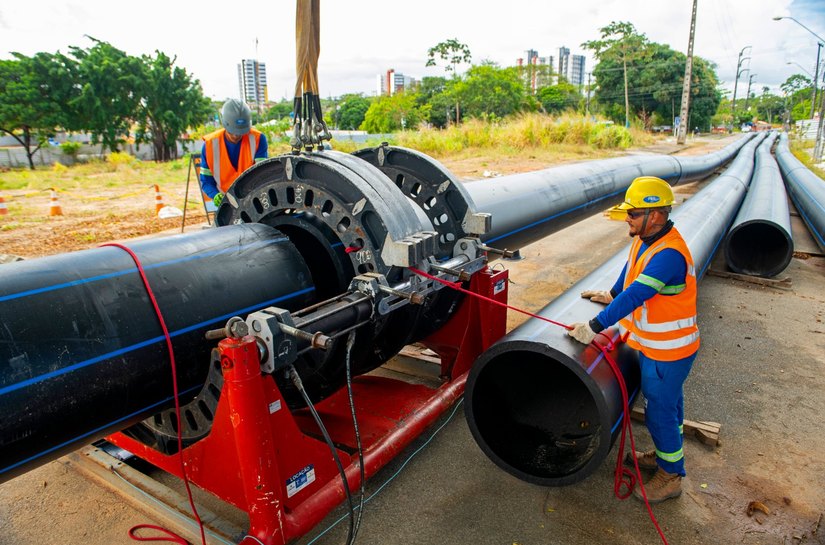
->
xmin=466 ymin=349 xmax=606 ymax=486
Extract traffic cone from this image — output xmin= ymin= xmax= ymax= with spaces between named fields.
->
xmin=0 ymin=196 xmax=7 ymax=216
xmin=49 ymin=189 xmax=63 ymax=216
xmin=153 ymin=184 xmax=183 ymax=218
xmin=153 ymin=184 xmax=166 ymax=215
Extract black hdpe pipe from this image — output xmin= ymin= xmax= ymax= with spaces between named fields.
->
xmin=775 ymin=132 xmax=825 ymax=253
xmin=466 ymin=135 xmax=753 ymax=252
xmin=465 ymin=133 xmax=764 ymax=486
xmin=724 ymin=133 xmax=794 ymax=277
xmin=0 ymin=224 xmax=315 ymax=484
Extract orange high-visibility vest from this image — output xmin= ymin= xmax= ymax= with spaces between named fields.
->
xmin=203 ymin=128 xmax=262 ymax=193
xmin=618 ymin=227 xmax=699 ymax=361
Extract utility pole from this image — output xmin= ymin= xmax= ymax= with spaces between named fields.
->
xmin=731 ymin=46 xmax=751 ymax=132
xmin=585 ymin=72 xmax=591 ymax=117
xmin=677 ymin=0 xmax=698 ymax=144
xmin=623 ymin=53 xmax=630 ymax=128
xmin=254 ymin=38 xmax=263 ymax=117
xmin=811 ymin=42 xmax=823 ymax=119
xmin=815 ymin=82 xmax=825 ymax=162
xmin=744 ymin=73 xmax=757 ymax=114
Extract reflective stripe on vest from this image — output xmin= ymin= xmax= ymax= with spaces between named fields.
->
xmin=212 ymin=140 xmax=222 ymax=185
xmin=627 ymin=330 xmax=700 ymax=350
xmin=248 ymin=132 xmax=256 ymax=162
xmin=638 ymin=305 xmax=697 ymax=332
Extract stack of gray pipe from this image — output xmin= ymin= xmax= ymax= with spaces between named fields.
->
xmin=724 ymin=132 xmax=794 ymax=277
xmin=467 ymin=135 xmax=754 ymax=251
xmin=464 ymin=133 xmax=765 ymax=486
xmin=775 ymin=133 xmax=825 ymax=254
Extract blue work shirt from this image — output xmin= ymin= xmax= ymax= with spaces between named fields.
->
xmin=593 ymin=241 xmax=687 ymax=331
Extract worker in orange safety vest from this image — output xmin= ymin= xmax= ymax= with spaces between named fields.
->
xmin=568 ymin=176 xmax=699 ymax=504
xmin=200 ymin=99 xmax=268 ymax=208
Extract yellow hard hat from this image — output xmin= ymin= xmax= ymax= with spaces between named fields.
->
xmin=617 ymin=176 xmax=675 ymax=210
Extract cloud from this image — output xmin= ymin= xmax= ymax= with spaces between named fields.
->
xmin=2 ymin=0 xmax=824 ymax=98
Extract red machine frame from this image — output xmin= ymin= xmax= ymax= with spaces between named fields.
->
xmin=106 ymin=267 xmax=509 ymax=545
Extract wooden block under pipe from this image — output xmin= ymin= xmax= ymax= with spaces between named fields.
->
xmin=630 ymin=406 xmax=721 ymax=447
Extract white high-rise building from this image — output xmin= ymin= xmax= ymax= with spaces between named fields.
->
xmin=377 ymin=69 xmax=417 ymax=96
xmin=570 ymin=55 xmax=586 ymax=87
xmin=558 ymin=47 xmax=571 ymax=82
xmin=238 ymin=59 xmax=268 ymax=106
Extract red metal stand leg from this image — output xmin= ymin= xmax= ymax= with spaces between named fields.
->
xmin=220 ymin=336 xmax=286 ymax=545
xmin=422 ymin=267 xmax=509 ymax=379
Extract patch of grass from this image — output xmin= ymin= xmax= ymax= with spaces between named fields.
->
xmin=393 ymin=113 xmax=650 ymax=157
xmin=789 ymin=140 xmax=825 ymax=180
xmin=73 ymin=232 xmax=99 ymax=243
xmin=1 ymin=222 xmax=22 ymax=232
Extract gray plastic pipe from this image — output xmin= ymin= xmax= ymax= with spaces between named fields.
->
xmin=775 ymin=133 xmax=825 ymax=253
xmin=467 ymin=135 xmax=754 ymax=251
xmin=464 ymin=132 xmax=764 ymax=486
xmin=724 ymin=133 xmax=794 ymax=277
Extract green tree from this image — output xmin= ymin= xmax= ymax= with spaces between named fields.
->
xmin=134 ymin=51 xmax=211 ymax=161
xmin=791 ymin=99 xmax=813 ymax=122
xmin=584 ymin=32 xmax=720 ymax=130
xmin=450 ymin=64 xmax=529 ymax=119
xmin=0 ymin=53 xmax=76 ymax=169
xmin=537 ymin=81 xmax=581 ymax=114
xmin=264 ymin=100 xmax=294 ymax=122
xmin=426 ymin=39 xmax=472 ymax=124
xmin=361 ymin=93 xmax=422 ymax=133
xmin=415 ymin=76 xmax=454 ymax=128
xmin=68 ymin=37 xmax=144 ymax=153
xmin=755 ymin=86 xmax=783 ymax=124
xmin=684 ymin=56 xmax=721 ymax=131
xmin=583 ymin=21 xmax=649 ymax=127
xmin=426 ymin=39 xmax=472 ymax=74
xmin=781 ymin=74 xmax=813 ymax=121
xmin=336 ymin=94 xmax=371 ymax=130
xmin=521 ymin=61 xmax=556 ymax=94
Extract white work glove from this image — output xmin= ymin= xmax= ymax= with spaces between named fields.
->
xmin=580 ymin=289 xmax=613 ymax=304
xmin=568 ymin=322 xmax=597 ymax=345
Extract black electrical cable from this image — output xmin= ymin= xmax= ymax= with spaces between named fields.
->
xmin=344 ymin=330 xmax=366 ymax=544
xmin=288 ymin=364 xmax=356 ymax=545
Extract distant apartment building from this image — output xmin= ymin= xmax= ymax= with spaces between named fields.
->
xmin=570 ymin=55 xmax=586 ymax=87
xmin=238 ymin=59 xmax=268 ymax=106
xmin=557 ymin=47 xmax=571 ymax=83
xmin=377 ymin=69 xmax=417 ymax=96
xmin=517 ymin=51 xmax=557 ymax=92
xmin=518 ymin=47 xmax=585 ymax=88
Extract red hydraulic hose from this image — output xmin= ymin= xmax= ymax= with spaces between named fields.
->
xmin=102 ymin=243 xmax=206 ymax=545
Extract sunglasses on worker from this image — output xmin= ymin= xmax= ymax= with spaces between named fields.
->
xmin=626 ymin=209 xmax=648 ymax=219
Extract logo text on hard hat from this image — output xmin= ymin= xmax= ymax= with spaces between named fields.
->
xmin=643 ymin=196 xmax=661 ymax=203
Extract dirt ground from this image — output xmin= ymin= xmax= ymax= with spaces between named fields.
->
xmin=1 ymin=135 xmax=823 ymax=545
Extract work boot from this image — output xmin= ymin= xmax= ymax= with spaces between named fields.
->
xmin=625 ymin=449 xmax=658 ymax=471
xmin=633 ymin=467 xmax=682 ymax=504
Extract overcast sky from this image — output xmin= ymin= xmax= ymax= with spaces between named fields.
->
xmin=2 ymin=1 xmax=824 ymax=102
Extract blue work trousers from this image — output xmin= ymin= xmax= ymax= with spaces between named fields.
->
xmin=639 ymin=351 xmax=697 ymax=476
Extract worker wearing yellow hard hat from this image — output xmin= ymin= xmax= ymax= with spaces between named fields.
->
xmin=569 ymin=176 xmax=699 ymax=504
